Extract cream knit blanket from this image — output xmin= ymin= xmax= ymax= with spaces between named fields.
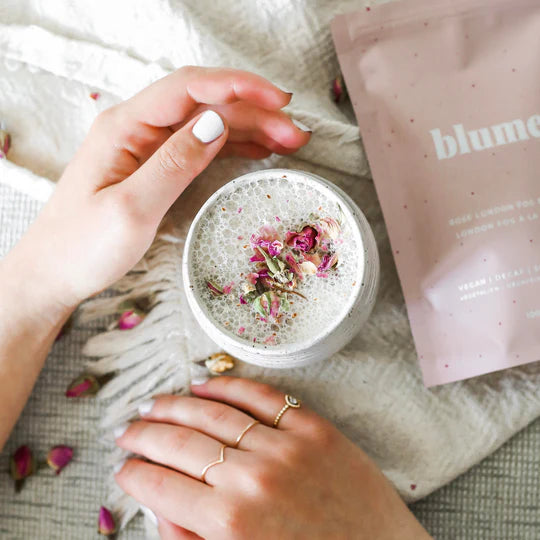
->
xmin=1 ymin=0 xmax=540 ymax=534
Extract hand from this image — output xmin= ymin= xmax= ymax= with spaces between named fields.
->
xmin=114 ymin=377 xmax=431 ymax=540
xmin=5 ymin=66 xmax=310 ymax=319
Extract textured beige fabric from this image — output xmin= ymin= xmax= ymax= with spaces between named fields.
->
xmin=1 ymin=0 xmax=540 ymax=537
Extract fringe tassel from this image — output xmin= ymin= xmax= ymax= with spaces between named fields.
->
xmin=78 ymin=219 xmax=219 ymax=531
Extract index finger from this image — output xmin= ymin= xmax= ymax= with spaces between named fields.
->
xmin=122 ymin=66 xmax=292 ymax=128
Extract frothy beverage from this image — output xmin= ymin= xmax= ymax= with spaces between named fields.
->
xmin=184 ymin=170 xmax=373 ymax=360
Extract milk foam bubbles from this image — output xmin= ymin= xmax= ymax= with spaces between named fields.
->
xmin=190 ymin=175 xmax=361 ymax=346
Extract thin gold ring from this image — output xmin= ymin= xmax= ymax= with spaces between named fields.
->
xmin=273 ymin=395 xmax=301 ymax=428
xmin=200 ymin=444 xmax=227 ymax=483
xmin=232 ymin=420 xmax=260 ymax=448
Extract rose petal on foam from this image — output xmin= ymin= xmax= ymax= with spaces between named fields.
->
xmin=206 ymin=280 xmax=224 ymax=296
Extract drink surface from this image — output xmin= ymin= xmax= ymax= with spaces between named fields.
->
xmin=190 ymin=175 xmax=362 ymax=347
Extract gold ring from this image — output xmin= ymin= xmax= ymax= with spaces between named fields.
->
xmin=273 ymin=395 xmax=301 ymax=428
xmin=232 ymin=420 xmax=260 ymax=448
xmin=200 ymin=444 xmax=227 ymax=483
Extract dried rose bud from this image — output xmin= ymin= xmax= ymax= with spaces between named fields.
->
xmin=47 ymin=445 xmax=74 ymax=475
xmin=118 ymin=309 xmax=145 ymax=330
xmin=0 ymin=125 xmax=11 ymax=159
xmin=10 ymin=445 xmax=35 ymax=492
xmin=66 ymin=373 xmax=100 ymax=398
xmin=332 ymin=75 xmax=348 ymax=103
xmin=205 ymin=353 xmax=235 ymax=374
xmin=285 ymin=226 xmax=318 ymax=252
xmin=98 ymin=506 xmax=117 ymax=536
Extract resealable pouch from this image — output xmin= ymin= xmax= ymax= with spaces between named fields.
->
xmin=332 ymin=0 xmax=540 ymax=386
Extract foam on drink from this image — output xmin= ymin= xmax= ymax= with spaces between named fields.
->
xmin=190 ymin=174 xmax=363 ymax=347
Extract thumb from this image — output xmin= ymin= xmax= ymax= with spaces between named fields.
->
xmin=121 ymin=110 xmax=227 ymax=219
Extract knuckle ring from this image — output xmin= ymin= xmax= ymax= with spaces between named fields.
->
xmin=232 ymin=419 xmax=260 ymax=448
xmin=200 ymin=443 xmax=227 ymax=483
xmin=273 ymin=395 xmax=301 ymax=428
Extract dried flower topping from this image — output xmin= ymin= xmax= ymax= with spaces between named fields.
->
xmin=206 ymin=214 xmax=342 ymax=336
xmin=46 ymin=445 xmax=74 ymax=475
xmin=10 ymin=445 xmax=35 ymax=492
xmin=89 ymin=92 xmax=101 ymax=100
xmin=0 ymin=123 xmax=11 ymax=159
xmin=205 ymin=352 xmax=236 ymax=374
xmin=98 ymin=506 xmax=117 ymax=536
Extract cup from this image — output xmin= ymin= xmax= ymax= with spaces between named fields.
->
xmin=183 ymin=168 xmax=379 ymax=369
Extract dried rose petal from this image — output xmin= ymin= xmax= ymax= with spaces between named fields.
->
xmin=205 ymin=353 xmax=235 ymax=374
xmin=332 ymin=75 xmax=347 ymax=103
xmin=118 ymin=309 xmax=144 ymax=330
xmin=66 ymin=374 xmax=100 ymax=398
xmin=250 ymin=225 xmax=282 ymax=257
xmin=285 ymin=253 xmax=303 ymax=279
xmin=239 ymin=295 xmax=247 ymax=305
xmin=238 ymin=327 xmax=245 ymax=335
xmin=10 ymin=445 xmax=34 ymax=481
xmin=206 ymin=280 xmax=224 ymax=296
xmin=0 ymin=124 xmax=11 ymax=159
xmin=222 ymin=282 xmax=234 ymax=295
xmin=98 ymin=506 xmax=117 ymax=536
xmin=47 ymin=445 xmax=74 ymax=475
xmin=90 ymin=92 xmax=101 ymax=100
xmin=285 ymin=226 xmax=318 ymax=252
xmin=317 ymin=253 xmax=338 ymax=274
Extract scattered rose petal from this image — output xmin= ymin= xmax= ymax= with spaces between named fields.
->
xmin=98 ymin=506 xmax=117 ymax=536
xmin=237 ymin=207 xmax=243 ymax=213
xmin=205 ymin=353 xmax=235 ymax=374
xmin=264 ymin=334 xmax=276 ymax=345
xmin=332 ymin=75 xmax=348 ymax=103
xmin=222 ymin=282 xmax=234 ymax=295
xmin=47 ymin=445 xmax=74 ymax=475
xmin=275 ymin=216 xmax=281 ymax=222
xmin=0 ymin=125 xmax=11 ymax=159
xmin=118 ymin=309 xmax=145 ymax=330
xmin=317 ymin=253 xmax=338 ymax=275
xmin=239 ymin=295 xmax=247 ymax=305
xmin=238 ymin=327 xmax=245 ymax=335
xmin=10 ymin=445 xmax=34 ymax=492
xmin=90 ymin=92 xmax=100 ymax=100
xmin=65 ymin=373 xmax=100 ymax=398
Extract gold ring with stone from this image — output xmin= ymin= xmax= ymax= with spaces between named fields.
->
xmin=200 ymin=444 xmax=227 ymax=483
xmin=232 ymin=420 xmax=260 ymax=448
xmin=273 ymin=395 xmax=301 ymax=428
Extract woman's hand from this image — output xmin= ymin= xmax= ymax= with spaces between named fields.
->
xmin=5 ymin=66 xmax=309 ymax=319
xmin=0 ymin=67 xmax=309 ymax=450
xmin=114 ymin=377 xmax=431 ymax=540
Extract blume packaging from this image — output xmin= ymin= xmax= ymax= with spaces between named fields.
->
xmin=332 ymin=0 xmax=540 ymax=386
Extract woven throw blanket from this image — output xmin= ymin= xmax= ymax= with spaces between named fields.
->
xmin=1 ymin=0 xmax=540 ymax=534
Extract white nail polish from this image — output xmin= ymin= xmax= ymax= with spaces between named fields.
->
xmin=113 ymin=422 xmax=130 ymax=440
xmin=292 ymin=118 xmax=312 ymax=133
xmin=141 ymin=505 xmax=158 ymax=526
xmin=192 ymin=110 xmax=225 ymax=143
xmin=191 ymin=376 xmax=210 ymax=386
xmin=113 ymin=458 xmax=126 ymax=475
xmin=138 ymin=399 xmax=155 ymax=417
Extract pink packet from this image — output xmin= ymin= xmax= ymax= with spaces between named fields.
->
xmin=332 ymin=0 xmax=540 ymax=386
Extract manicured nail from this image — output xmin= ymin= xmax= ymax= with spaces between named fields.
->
xmin=113 ymin=423 xmax=130 ymax=440
xmin=292 ymin=119 xmax=312 ymax=133
xmin=141 ymin=505 xmax=158 ymax=526
xmin=192 ymin=110 xmax=224 ymax=143
xmin=113 ymin=458 xmax=126 ymax=475
xmin=138 ymin=399 xmax=155 ymax=417
xmin=278 ymin=86 xmax=293 ymax=95
xmin=191 ymin=376 xmax=210 ymax=386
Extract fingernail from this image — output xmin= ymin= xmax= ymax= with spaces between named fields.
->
xmin=278 ymin=86 xmax=293 ymax=95
xmin=141 ymin=505 xmax=158 ymax=526
xmin=192 ymin=110 xmax=225 ymax=143
xmin=292 ymin=119 xmax=312 ymax=133
xmin=113 ymin=423 xmax=130 ymax=440
xmin=113 ymin=458 xmax=126 ymax=475
xmin=191 ymin=376 xmax=210 ymax=386
xmin=138 ymin=399 xmax=155 ymax=417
